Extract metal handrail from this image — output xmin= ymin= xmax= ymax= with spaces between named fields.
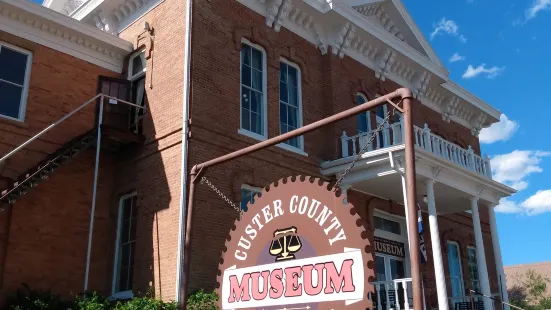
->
xmin=0 ymin=93 xmax=144 ymax=165
xmin=469 ymin=289 xmax=524 ymax=310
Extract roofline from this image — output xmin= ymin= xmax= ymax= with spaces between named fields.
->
xmin=3 ymin=0 xmax=132 ymax=52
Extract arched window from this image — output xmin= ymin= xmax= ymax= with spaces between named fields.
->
xmin=357 ymin=93 xmax=370 ymax=133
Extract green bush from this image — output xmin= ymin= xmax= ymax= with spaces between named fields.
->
xmin=186 ymin=290 xmax=218 ymax=310
xmin=6 ymin=284 xmax=70 ymax=310
xmin=5 ymin=285 xmax=219 ymax=310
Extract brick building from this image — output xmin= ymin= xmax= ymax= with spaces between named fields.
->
xmin=0 ymin=0 xmax=515 ymax=309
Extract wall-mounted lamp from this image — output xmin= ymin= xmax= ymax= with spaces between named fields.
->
xmin=423 ymin=195 xmax=428 ymax=203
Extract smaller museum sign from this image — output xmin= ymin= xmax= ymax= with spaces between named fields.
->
xmin=217 ymin=176 xmax=374 ymax=310
xmin=374 ymin=236 xmax=405 ymax=258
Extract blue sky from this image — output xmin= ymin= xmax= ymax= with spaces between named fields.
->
xmin=402 ymin=0 xmax=551 ymax=266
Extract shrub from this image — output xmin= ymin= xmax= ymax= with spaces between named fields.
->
xmin=71 ymin=293 xmax=111 ymax=310
xmin=186 ymin=290 xmax=218 ymax=310
xmin=113 ymin=296 xmax=178 ymax=310
xmin=6 ymin=283 xmax=69 ymax=310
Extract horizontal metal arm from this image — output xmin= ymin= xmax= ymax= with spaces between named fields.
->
xmin=0 ymin=94 xmax=144 ymax=165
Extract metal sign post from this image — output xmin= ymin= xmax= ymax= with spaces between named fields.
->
xmin=179 ymin=88 xmax=421 ymax=310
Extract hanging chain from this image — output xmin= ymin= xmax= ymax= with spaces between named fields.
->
xmin=200 ymin=176 xmax=241 ymax=213
xmin=199 ymin=99 xmax=402 ymax=211
xmin=332 ymin=102 xmax=400 ymax=192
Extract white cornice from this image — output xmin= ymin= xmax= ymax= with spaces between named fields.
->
xmin=0 ymin=0 xmax=132 ymax=72
xmin=237 ymin=0 xmax=501 ymax=132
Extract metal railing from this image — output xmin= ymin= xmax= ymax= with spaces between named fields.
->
xmin=340 ymin=122 xmax=492 ymax=179
xmin=370 ymin=278 xmax=413 ymax=310
xmin=0 ymin=93 xmax=143 ymax=165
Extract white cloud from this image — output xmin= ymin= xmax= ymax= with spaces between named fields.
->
xmin=430 ymin=18 xmax=467 ymax=43
xmin=491 ymin=150 xmax=550 ymax=191
xmin=449 ymin=53 xmax=465 ymax=63
xmin=521 ymin=190 xmax=551 ymax=215
xmin=462 ymin=64 xmax=505 ymax=79
xmin=496 ymin=191 xmax=551 ymax=215
xmin=525 ymin=0 xmax=551 ymax=20
xmin=495 ymin=198 xmax=524 ymax=214
xmin=479 ymin=114 xmax=519 ymax=144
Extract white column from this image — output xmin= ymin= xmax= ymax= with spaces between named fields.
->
xmin=488 ymin=205 xmax=510 ymax=310
xmin=425 ymin=179 xmax=449 ymax=310
xmin=471 ymin=198 xmax=493 ymax=310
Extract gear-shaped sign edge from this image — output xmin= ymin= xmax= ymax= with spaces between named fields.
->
xmin=215 ymin=175 xmax=375 ymax=309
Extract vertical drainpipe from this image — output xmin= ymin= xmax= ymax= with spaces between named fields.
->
xmin=175 ymin=0 xmax=192 ymax=303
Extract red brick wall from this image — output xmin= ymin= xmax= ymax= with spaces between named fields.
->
xmin=0 ymin=31 xmax=119 ymax=301
xmin=111 ymin=0 xmax=188 ymax=301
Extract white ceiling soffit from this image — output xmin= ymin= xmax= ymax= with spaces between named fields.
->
xmin=238 ymin=0 xmax=501 ymax=131
xmin=0 ymin=0 xmax=133 ymax=72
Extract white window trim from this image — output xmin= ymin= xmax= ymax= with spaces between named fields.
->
xmin=239 ymin=38 xmax=268 ymax=139
xmin=278 ymin=57 xmax=305 ymax=152
xmin=127 ymin=48 xmax=146 ymax=81
xmin=0 ymin=42 xmax=33 ymax=123
xmin=357 ymin=92 xmax=371 ymax=132
xmin=447 ymin=240 xmax=466 ymax=298
xmin=111 ymin=191 xmax=137 ymax=297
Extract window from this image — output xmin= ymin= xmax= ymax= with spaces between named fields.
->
xmin=279 ymin=60 xmax=303 ymax=149
xmin=0 ymin=43 xmax=32 ymax=122
xmin=127 ymin=49 xmax=146 ymax=133
xmin=467 ymin=246 xmax=481 ymax=293
xmin=240 ymin=185 xmax=262 ymax=212
xmin=240 ymin=41 xmax=266 ymax=138
xmin=112 ymin=193 xmax=138 ymax=298
xmin=374 ymin=216 xmax=401 ymax=235
xmin=447 ymin=241 xmax=465 ymax=298
xmin=357 ymin=93 xmax=370 ymax=133
xmin=128 ymin=49 xmax=146 ymax=81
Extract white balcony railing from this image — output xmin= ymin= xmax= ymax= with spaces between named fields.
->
xmin=340 ymin=122 xmax=492 ymax=179
xmin=370 ymin=278 xmax=413 ymax=310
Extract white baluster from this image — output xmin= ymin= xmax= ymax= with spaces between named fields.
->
xmin=368 ymin=132 xmax=374 ymax=151
xmin=377 ymin=283 xmax=383 ymax=310
xmin=423 ymin=123 xmax=432 ymax=152
xmin=467 ymin=146 xmax=475 ymax=171
xmin=385 ymin=283 xmax=391 ymax=310
xmin=383 ymin=123 xmax=390 ymax=147
xmin=484 ymin=155 xmax=492 ymax=178
xmin=414 ymin=127 xmax=421 ymax=147
xmin=399 ymin=116 xmax=405 ymax=144
xmin=394 ymin=281 xmax=401 ymax=310
xmin=341 ymin=131 xmax=349 ymax=157
xmin=403 ymin=280 xmax=410 ymax=310
xmin=352 ymin=136 xmax=357 ymax=155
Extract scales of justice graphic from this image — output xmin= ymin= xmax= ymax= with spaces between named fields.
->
xmin=269 ymin=227 xmax=302 ymax=261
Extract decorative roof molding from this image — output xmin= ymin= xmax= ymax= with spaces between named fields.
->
xmin=0 ymin=0 xmax=132 ymax=72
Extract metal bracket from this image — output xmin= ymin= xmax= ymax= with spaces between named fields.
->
xmin=386 ymin=98 xmax=405 ymax=113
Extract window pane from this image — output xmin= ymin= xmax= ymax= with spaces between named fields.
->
xmin=358 ymin=114 xmax=368 ymax=132
xmin=280 ymin=63 xmax=287 ymax=82
xmin=241 ymin=107 xmax=250 ymax=131
xmin=250 ymin=91 xmax=261 ymax=113
xmin=357 ymin=94 xmax=366 ymax=104
xmin=251 ymin=112 xmax=262 ymax=135
xmin=0 ymin=82 xmax=22 ymax=118
xmin=289 ymin=85 xmax=298 ymax=106
xmin=375 ymin=256 xmax=386 ymax=281
xmin=0 ymin=47 xmax=28 ymax=85
xmin=131 ymin=52 xmax=144 ymax=76
xmin=241 ymin=86 xmax=251 ymax=110
xmin=251 ymin=69 xmax=262 ymax=91
xmin=241 ymin=64 xmax=251 ymax=87
xmin=376 ymin=105 xmax=385 ymax=118
xmin=121 ymin=220 xmax=130 ymax=243
xmin=280 ymin=103 xmax=288 ymax=124
xmin=390 ymin=259 xmax=405 ymax=279
xmin=251 ymin=48 xmax=262 ymax=70
xmin=288 ymin=106 xmax=298 ymax=127
xmin=374 ymin=216 xmax=383 ymax=230
xmin=280 ymin=81 xmax=288 ymax=103
xmin=288 ymin=66 xmax=297 ymax=88
xmin=121 ymin=243 xmax=131 ymax=268
xmin=119 ymin=267 xmax=129 ymax=291
xmin=241 ymin=44 xmax=251 ymax=66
